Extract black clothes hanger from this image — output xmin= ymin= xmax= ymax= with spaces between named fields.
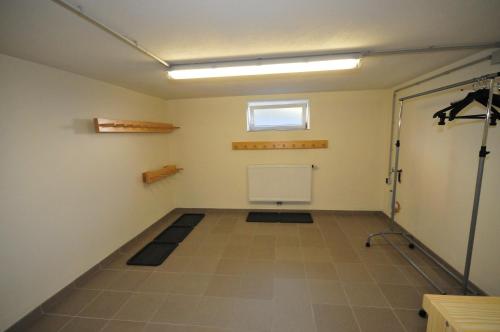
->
xmin=433 ymin=89 xmax=500 ymax=126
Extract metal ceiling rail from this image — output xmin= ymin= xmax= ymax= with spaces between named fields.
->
xmin=51 ymin=0 xmax=170 ymax=68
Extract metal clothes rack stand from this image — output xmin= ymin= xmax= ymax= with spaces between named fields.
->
xmin=365 ymin=72 xmax=499 ymax=296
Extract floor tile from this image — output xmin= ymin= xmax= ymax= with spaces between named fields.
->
xmin=184 ymin=257 xmax=220 ymax=274
xmin=169 ymin=273 xmax=211 ymax=295
xmin=336 ymin=263 xmax=374 ymax=283
xmin=366 ymin=264 xmax=411 ymax=285
xmin=231 ymin=298 xmax=273 ymax=331
xmin=276 ymin=235 xmax=300 ymax=247
xmin=43 ymin=289 xmax=100 ymax=315
xmin=137 ymin=271 xmax=175 ymax=293
xmin=244 ymin=260 xmax=275 ymax=277
xmin=205 ymin=275 xmax=241 ymax=297
xmin=274 ymin=278 xmax=310 ymax=302
xmin=274 ymin=260 xmax=305 ymax=278
xmin=158 ymin=255 xmax=191 ymax=272
xmin=238 ymin=276 xmax=274 ymax=299
xmin=101 ymin=320 xmax=145 ymax=332
xmin=308 ymin=279 xmax=348 ymax=305
xmin=108 ymin=270 xmax=152 ymax=291
xmin=151 ymin=294 xmax=201 ymax=324
xmin=330 ymin=247 xmax=361 ymax=263
xmin=191 ymin=296 xmax=234 ymax=328
xmin=379 ymin=284 xmax=422 ymax=309
xmin=78 ymin=291 xmax=131 ymax=318
xmin=59 ymin=317 xmax=107 ymax=332
xmin=76 ymin=269 xmax=124 ymax=290
xmin=193 ymin=244 xmax=226 ymax=258
xmin=304 ymin=261 xmax=338 ymax=280
xmin=343 ymin=282 xmax=390 ymax=307
xmin=353 ymin=307 xmax=405 ymax=332
xmin=114 ymin=293 xmax=165 ymax=321
xmin=248 ymin=245 xmax=275 ymax=260
xmin=253 ymin=235 xmax=276 ymax=247
xmin=313 ymin=304 xmax=359 ymax=332
xmin=356 ymin=248 xmax=393 ymax=265
xmin=221 ymin=244 xmax=250 ymax=259
xmin=215 ymin=259 xmax=247 ymax=275
xmin=273 ymin=300 xmax=315 ymax=332
xmin=25 ymin=314 xmax=71 ymax=332
xmin=275 ymin=246 xmax=303 ymax=260
xmin=394 ymin=309 xmax=427 ymax=332
xmin=302 ymin=247 xmax=332 ymax=262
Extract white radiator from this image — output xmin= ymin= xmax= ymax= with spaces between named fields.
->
xmin=248 ymin=165 xmax=312 ymax=202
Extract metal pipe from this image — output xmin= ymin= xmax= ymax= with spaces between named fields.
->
xmin=400 ymin=73 xmax=499 ymax=101
xmin=50 ymin=0 xmax=170 ymax=68
xmin=363 ymin=43 xmax=500 ymax=58
xmin=462 ymin=79 xmax=495 ymax=294
xmin=388 ymin=101 xmax=404 ymax=230
xmin=401 ymin=233 xmax=470 ymax=290
xmin=386 ymin=56 xmax=492 ymax=183
xmin=386 ymin=94 xmax=397 ymax=184
xmin=381 ymin=234 xmax=446 ymax=294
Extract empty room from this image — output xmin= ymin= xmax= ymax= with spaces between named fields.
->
xmin=1 ymin=1 xmax=500 ymax=331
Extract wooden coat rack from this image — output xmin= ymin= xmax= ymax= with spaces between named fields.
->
xmin=232 ymin=140 xmax=328 ymax=150
xmin=94 ymin=118 xmax=179 ymax=133
xmin=142 ymin=165 xmax=183 ymax=184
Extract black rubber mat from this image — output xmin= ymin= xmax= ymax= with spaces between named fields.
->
xmin=247 ymin=212 xmax=313 ymax=223
xmin=278 ymin=212 xmax=313 ymax=223
xmin=247 ymin=212 xmax=281 ymax=222
xmin=154 ymin=226 xmax=193 ymax=243
xmin=127 ymin=242 xmax=177 ymax=266
xmin=171 ymin=213 xmax=205 ymax=227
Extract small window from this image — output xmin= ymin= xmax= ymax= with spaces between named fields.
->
xmin=247 ymin=99 xmax=310 ymax=131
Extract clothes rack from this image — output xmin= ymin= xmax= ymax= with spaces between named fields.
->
xmin=365 ymin=72 xmax=499 ymax=298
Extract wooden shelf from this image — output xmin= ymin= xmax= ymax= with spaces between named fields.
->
xmin=142 ymin=165 xmax=183 ymax=184
xmin=232 ymin=140 xmax=328 ymax=150
xmin=94 ymin=118 xmax=179 ymax=133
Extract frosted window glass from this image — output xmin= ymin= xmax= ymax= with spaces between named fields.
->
xmin=247 ymin=99 xmax=309 ymax=131
xmin=253 ymin=107 xmax=303 ymax=127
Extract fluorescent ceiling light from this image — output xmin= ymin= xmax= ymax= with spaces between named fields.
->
xmin=167 ymin=54 xmax=361 ymax=79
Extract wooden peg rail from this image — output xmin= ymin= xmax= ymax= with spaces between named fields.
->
xmin=232 ymin=140 xmax=328 ymax=150
xmin=94 ymin=118 xmax=179 ymax=133
xmin=142 ymin=165 xmax=183 ymax=184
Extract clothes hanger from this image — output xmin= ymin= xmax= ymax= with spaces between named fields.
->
xmin=433 ymin=89 xmax=499 ymax=126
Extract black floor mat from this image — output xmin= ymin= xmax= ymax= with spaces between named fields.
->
xmin=247 ymin=212 xmax=281 ymax=222
xmin=278 ymin=212 xmax=313 ymax=223
xmin=154 ymin=226 xmax=193 ymax=243
xmin=171 ymin=213 xmax=205 ymax=227
xmin=247 ymin=212 xmax=313 ymax=223
xmin=127 ymin=242 xmax=177 ymax=266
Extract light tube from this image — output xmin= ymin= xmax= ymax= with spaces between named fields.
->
xmin=167 ymin=54 xmax=361 ymax=79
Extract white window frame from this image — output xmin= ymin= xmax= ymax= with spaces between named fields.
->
xmin=246 ymin=99 xmax=310 ymax=131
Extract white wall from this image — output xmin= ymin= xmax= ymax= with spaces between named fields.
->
xmin=0 ymin=54 xmax=176 ymax=330
xmin=168 ymin=90 xmax=392 ymax=211
xmin=387 ymin=50 xmax=500 ymax=295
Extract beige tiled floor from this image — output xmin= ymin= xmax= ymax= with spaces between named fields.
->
xmin=26 ymin=210 xmax=463 ymax=332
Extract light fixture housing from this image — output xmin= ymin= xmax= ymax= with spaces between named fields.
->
xmin=167 ymin=53 xmax=361 ymax=79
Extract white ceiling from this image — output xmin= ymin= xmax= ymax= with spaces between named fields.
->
xmin=1 ymin=0 xmax=499 ymax=99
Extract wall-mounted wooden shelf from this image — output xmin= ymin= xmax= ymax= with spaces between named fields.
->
xmin=94 ymin=118 xmax=179 ymax=133
xmin=232 ymin=140 xmax=328 ymax=150
xmin=142 ymin=165 xmax=183 ymax=184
